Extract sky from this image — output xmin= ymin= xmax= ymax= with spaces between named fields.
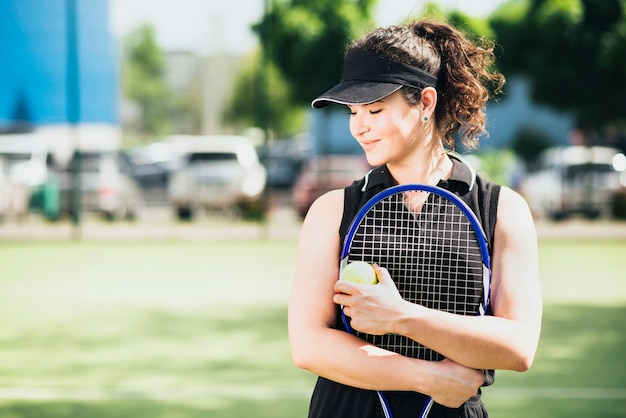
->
xmin=109 ymin=0 xmax=509 ymax=55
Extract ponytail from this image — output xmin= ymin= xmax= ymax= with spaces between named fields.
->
xmin=409 ymin=20 xmax=505 ymax=149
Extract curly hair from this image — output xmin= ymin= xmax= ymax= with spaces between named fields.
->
xmin=348 ymin=20 xmax=505 ymax=150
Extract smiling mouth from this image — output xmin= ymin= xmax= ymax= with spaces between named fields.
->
xmin=361 ymin=139 xmax=381 ymax=151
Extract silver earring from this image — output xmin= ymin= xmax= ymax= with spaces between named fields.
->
xmin=422 ymin=115 xmax=430 ymax=122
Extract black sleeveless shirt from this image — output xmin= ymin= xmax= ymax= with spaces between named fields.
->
xmin=308 ymin=155 xmax=500 ymax=418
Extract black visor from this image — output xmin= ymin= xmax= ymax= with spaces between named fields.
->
xmin=311 ymin=49 xmax=438 ymax=108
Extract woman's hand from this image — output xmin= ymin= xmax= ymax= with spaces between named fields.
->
xmin=424 ymin=359 xmax=485 ymax=408
xmin=333 ymin=265 xmax=409 ymax=335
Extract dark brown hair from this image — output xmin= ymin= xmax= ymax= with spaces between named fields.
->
xmin=349 ymin=20 xmax=505 ymax=150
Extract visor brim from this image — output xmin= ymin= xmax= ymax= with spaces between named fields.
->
xmin=311 ymin=81 xmax=402 ymax=109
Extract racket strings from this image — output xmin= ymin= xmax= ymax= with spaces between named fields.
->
xmin=346 ymin=192 xmax=485 ymax=361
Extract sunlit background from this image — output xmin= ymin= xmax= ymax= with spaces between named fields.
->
xmin=0 ymin=0 xmax=624 ymax=417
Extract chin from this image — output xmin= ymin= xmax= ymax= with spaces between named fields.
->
xmin=367 ymin=158 xmax=387 ymax=167
xmin=365 ymin=154 xmax=385 ymax=167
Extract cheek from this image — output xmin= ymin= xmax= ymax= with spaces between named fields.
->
xmin=369 ymin=114 xmax=396 ymax=136
xmin=379 ymin=114 xmax=411 ymax=139
xmin=394 ymin=112 xmax=423 ymax=138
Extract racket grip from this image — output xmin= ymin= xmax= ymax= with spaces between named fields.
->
xmin=340 ymin=309 xmax=353 ymax=333
xmin=419 ymin=398 xmax=434 ymax=418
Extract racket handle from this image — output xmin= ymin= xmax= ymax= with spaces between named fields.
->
xmin=340 ymin=309 xmax=353 ymax=333
xmin=377 ymin=391 xmax=393 ymax=418
xmin=419 ymin=398 xmax=434 ymax=418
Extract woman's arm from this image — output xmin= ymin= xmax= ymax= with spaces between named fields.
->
xmin=288 ymin=190 xmax=484 ymax=407
xmin=335 ymin=186 xmax=543 ymax=372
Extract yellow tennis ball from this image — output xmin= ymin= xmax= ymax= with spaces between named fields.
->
xmin=340 ymin=261 xmax=378 ymax=285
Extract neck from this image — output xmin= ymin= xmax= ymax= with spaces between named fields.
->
xmin=388 ymin=143 xmax=452 ymax=186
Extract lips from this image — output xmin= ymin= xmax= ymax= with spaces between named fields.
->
xmin=360 ymin=139 xmax=381 ymax=152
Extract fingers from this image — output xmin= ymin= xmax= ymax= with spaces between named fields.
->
xmin=333 ymin=264 xmax=395 ymax=306
xmin=372 ymin=264 xmax=391 ymax=284
xmin=334 ymin=279 xmax=357 ymax=297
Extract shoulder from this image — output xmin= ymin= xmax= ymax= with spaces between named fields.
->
xmin=309 ymin=188 xmax=344 ymax=212
xmin=301 ymin=189 xmax=345 ymax=232
xmin=495 ymin=186 xmax=536 ymax=240
xmin=498 ymin=186 xmax=532 ymax=219
xmin=297 ymin=189 xmax=345 ymax=268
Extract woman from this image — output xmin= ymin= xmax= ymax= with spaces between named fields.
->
xmin=289 ymin=19 xmax=542 ymax=418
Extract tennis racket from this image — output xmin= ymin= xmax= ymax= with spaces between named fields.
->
xmin=339 ymin=184 xmax=491 ymax=418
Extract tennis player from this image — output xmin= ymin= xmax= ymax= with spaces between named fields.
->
xmin=289 ymin=19 xmax=542 ymax=418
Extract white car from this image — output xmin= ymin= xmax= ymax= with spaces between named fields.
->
xmin=521 ymin=145 xmax=626 ymax=220
xmin=59 ymin=151 xmax=144 ymax=221
xmin=167 ymin=135 xmax=267 ymax=220
xmin=0 ymin=156 xmax=29 ymax=221
xmin=0 ymin=134 xmax=59 ymax=220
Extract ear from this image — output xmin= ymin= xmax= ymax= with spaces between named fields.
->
xmin=420 ymin=87 xmax=437 ymax=117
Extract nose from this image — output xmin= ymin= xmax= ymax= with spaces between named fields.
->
xmin=349 ymin=111 xmax=370 ymax=137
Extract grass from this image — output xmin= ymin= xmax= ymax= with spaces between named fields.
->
xmin=482 ymin=239 xmax=626 ymax=417
xmin=0 ymin=236 xmax=624 ymax=417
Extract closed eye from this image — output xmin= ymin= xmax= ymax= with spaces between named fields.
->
xmin=347 ymin=104 xmax=383 ymax=115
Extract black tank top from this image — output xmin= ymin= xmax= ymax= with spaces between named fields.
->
xmin=308 ymin=155 xmax=499 ymax=418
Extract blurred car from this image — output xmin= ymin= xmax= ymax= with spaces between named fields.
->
xmin=126 ymin=141 xmax=178 ymax=206
xmin=59 ymin=151 xmax=144 ymax=221
xmin=0 ymin=155 xmax=29 ymax=221
xmin=293 ymin=154 xmax=371 ymax=218
xmin=167 ymin=135 xmax=267 ymax=220
xmin=520 ymin=145 xmax=626 ymax=220
xmin=258 ymin=137 xmax=309 ymax=188
xmin=127 ymin=141 xmax=175 ymax=190
xmin=0 ymin=135 xmax=60 ymax=220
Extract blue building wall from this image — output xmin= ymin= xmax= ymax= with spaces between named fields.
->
xmin=0 ymin=0 xmax=117 ymax=130
xmin=483 ymin=77 xmax=573 ymax=149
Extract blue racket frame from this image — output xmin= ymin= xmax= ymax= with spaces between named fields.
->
xmin=339 ymin=184 xmax=492 ymax=418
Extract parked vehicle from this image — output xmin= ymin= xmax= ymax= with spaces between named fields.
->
xmin=520 ymin=145 xmax=626 ymax=220
xmin=167 ymin=135 xmax=267 ymax=220
xmin=293 ymin=154 xmax=371 ymax=218
xmin=0 ymin=155 xmax=29 ymax=221
xmin=0 ymin=135 xmax=60 ymax=220
xmin=59 ymin=151 xmax=144 ymax=221
xmin=258 ymin=137 xmax=309 ymax=188
xmin=127 ymin=141 xmax=175 ymax=191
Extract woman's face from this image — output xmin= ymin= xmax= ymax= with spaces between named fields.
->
xmin=348 ymin=90 xmax=426 ymax=167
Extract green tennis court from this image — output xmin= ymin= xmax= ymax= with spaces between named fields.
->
xmin=0 ymin=234 xmax=623 ymax=417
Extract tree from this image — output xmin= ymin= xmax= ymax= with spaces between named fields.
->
xmin=122 ymin=24 xmax=171 ymax=137
xmin=254 ymin=0 xmax=377 ymax=107
xmin=222 ymin=50 xmax=305 ymax=138
xmin=490 ymin=0 xmax=626 ymax=137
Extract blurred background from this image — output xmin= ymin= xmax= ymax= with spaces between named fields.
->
xmin=0 ymin=0 xmax=625 ymax=417
xmin=1 ymin=0 xmax=625 ymax=226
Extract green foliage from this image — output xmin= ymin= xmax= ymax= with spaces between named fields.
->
xmin=223 ymin=51 xmax=306 ymax=137
xmin=255 ymin=0 xmax=376 ymax=106
xmin=421 ymin=4 xmax=493 ymax=40
xmin=122 ymin=25 xmax=171 ymax=137
xmin=468 ymin=148 xmax=520 ymax=186
xmin=449 ymin=12 xmax=495 ymax=39
xmin=489 ymin=0 xmax=626 ymax=132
